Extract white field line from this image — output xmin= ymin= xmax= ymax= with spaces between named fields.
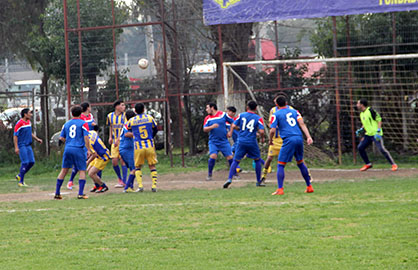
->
xmin=0 ymin=199 xmax=415 ymax=214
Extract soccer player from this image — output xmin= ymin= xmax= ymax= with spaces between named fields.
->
xmin=260 ymin=94 xmax=286 ymax=183
xmin=126 ymin=103 xmax=159 ymax=192
xmin=226 ymin=106 xmax=241 ymax=177
xmin=117 ymin=110 xmax=137 ymax=193
xmin=356 ymin=99 xmax=397 ymax=171
xmin=87 ymin=125 xmax=110 ymax=193
xmin=67 ymin=102 xmax=97 ymax=190
xmin=270 ymin=96 xmax=314 ymax=195
xmin=203 ymin=102 xmax=234 ymax=181
xmin=223 ymin=101 xmax=265 ymax=188
xmin=107 ymin=100 xmax=128 ymax=188
xmin=13 ymin=108 xmax=43 ymax=187
xmin=54 ymin=106 xmax=91 ymax=200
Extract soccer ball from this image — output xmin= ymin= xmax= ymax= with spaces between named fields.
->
xmin=138 ymin=58 xmax=149 ymax=69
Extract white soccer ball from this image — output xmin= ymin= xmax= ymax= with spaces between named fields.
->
xmin=138 ymin=58 xmax=149 ymax=69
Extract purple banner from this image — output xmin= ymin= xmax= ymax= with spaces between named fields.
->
xmin=203 ymin=0 xmax=418 ymax=25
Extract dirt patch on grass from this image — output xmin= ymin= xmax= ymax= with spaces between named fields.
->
xmin=0 ymin=168 xmax=417 ymax=203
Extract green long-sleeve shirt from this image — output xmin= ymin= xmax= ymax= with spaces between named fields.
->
xmin=360 ymin=107 xmax=382 ymax=136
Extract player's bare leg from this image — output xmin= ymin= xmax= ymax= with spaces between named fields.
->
xmin=88 ymin=166 xmax=108 ymax=193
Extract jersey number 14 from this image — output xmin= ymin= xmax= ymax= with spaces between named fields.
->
xmin=241 ymin=118 xmax=255 ymax=132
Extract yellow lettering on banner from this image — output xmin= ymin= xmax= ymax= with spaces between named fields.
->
xmin=381 ymin=0 xmax=417 ymax=4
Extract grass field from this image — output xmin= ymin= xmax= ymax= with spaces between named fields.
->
xmin=0 ymin=174 xmax=417 ymax=269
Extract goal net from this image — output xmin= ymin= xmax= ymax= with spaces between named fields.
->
xmin=223 ymin=53 xmax=418 ymax=162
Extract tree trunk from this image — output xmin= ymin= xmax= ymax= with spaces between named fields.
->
xmin=88 ymin=74 xmax=98 ymax=103
xmin=183 ymin=95 xmax=197 ymax=155
xmin=40 ymin=72 xmax=50 ymax=155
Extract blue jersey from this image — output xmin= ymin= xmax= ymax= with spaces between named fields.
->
xmin=126 ymin=113 xmax=157 ymax=149
xmin=60 ymin=118 xmax=89 ymax=148
xmin=226 ymin=120 xmax=239 ymax=143
xmin=233 ymin=111 xmax=264 ymax=144
xmin=204 ymin=111 xmax=233 ymax=144
xmin=14 ymin=119 xmax=32 ymax=147
xmin=119 ymin=125 xmax=134 ymax=151
xmin=270 ymin=106 xmax=303 ymax=139
xmin=88 ymin=131 xmax=110 ymax=160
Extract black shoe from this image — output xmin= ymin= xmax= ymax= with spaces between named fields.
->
xmin=223 ymin=179 xmax=232 ymax=189
xmin=54 ymin=194 xmax=63 ymax=200
xmin=96 ymin=186 xmax=109 ymax=193
xmin=151 ymin=188 xmax=157 ymax=192
xmin=136 ymin=187 xmax=144 ymax=192
xmin=90 ymin=186 xmax=99 ymax=192
xmin=256 ymin=178 xmax=266 ymax=187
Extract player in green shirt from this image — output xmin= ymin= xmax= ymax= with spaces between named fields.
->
xmin=356 ymin=99 xmax=397 ymax=171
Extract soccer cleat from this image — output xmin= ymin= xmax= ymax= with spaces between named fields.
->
xmin=271 ymin=188 xmax=284 ymax=195
xmin=223 ymin=179 xmax=232 ymax=189
xmin=67 ymin=181 xmax=73 ymax=190
xmin=18 ymin=182 xmax=28 ymax=187
xmin=305 ymin=185 xmax=314 ymax=193
xmin=136 ymin=187 xmax=144 ymax=192
xmin=360 ymin=164 xmax=373 ymax=171
xmin=206 ymin=175 xmax=213 ymax=181
xmin=90 ymin=186 xmax=99 ymax=192
xmin=77 ymin=194 xmax=88 ymax=199
xmin=15 ymin=175 xmax=21 ymax=182
xmin=54 ymin=194 xmax=63 ymax=200
xmin=123 ymin=188 xmax=134 ymax=193
xmin=233 ymin=174 xmax=240 ymax=180
xmin=96 ymin=186 xmax=109 ymax=193
xmin=151 ymin=188 xmax=157 ymax=192
xmin=256 ymin=179 xmax=266 ymax=187
xmin=391 ymin=164 xmax=398 ymax=171
xmin=114 ymin=179 xmax=125 ymax=188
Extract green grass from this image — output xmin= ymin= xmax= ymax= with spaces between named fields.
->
xmin=0 ymin=177 xmax=417 ymax=269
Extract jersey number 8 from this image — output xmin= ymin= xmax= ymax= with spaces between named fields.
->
xmin=69 ymin=125 xmax=77 ymax=138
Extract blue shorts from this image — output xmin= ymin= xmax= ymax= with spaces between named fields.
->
xmin=234 ymin=143 xmax=260 ymax=161
xmin=278 ymin=136 xmax=304 ymax=164
xmin=209 ymin=141 xmax=232 ymax=157
xmin=120 ymin=148 xmax=135 ymax=171
xmin=19 ymin=145 xmax=35 ymax=164
xmin=62 ymin=146 xmax=87 ymax=171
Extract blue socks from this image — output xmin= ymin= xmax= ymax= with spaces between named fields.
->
xmin=78 ymin=179 xmax=86 ymax=195
xmin=297 ymin=162 xmax=311 ymax=186
xmin=19 ymin=162 xmax=35 ymax=183
xmin=69 ymin=167 xmax=78 ymax=182
xmin=277 ymin=164 xmax=285 ymax=188
xmin=254 ymin=159 xmax=262 ymax=182
xmin=208 ymin=158 xmax=216 ymax=176
xmin=122 ymin=165 xmax=128 ymax=184
xmin=125 ymin=174 xmax=135 ymax=190
xmin=97 ymin=170 xmax=102 ymax=179
xmin=228 ymin=160 xmax=240 ymax=180
xmin=55 ymin=179 xmax=64 ymax=195
xmin=113 ymin=165 xmax=122 ymax=180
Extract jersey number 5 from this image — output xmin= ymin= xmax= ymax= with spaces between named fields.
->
xmin=69 ymin=124 xmax=77 ymax=138
xmin=286 ymin=113 xmax=297 ymax=127
xmin=139 ymin=126 xmax=149 ymax=139
xmin=241 ymin=118 xmax=255 ymax=132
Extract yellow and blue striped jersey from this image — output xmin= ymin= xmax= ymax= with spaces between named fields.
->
xmin=106 ymin=112 xmax=127 ymax=141
xmin=269 ymin=106 xmax=283 ymax=145
xmin=88 ymin=131 xmax=111 ymax=161
xmin=126 ymin=113 xmax=157 ymax=150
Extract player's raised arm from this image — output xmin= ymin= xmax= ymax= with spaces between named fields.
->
xmin=297 ymin=117 xmax=313 ymax=145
